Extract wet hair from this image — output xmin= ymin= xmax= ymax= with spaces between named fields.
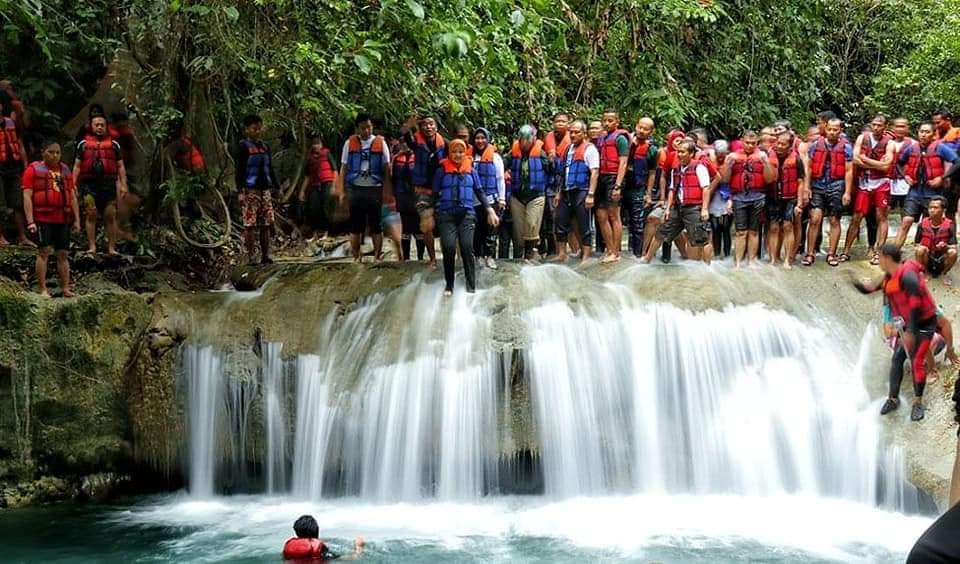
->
xmin=880 ymin=243 xmax=902 ymax=263
xmin=816 ymin=110 xmax=837 ymax=122
xmin=930 ymin=195 xmax=947 ymax=209
xmin=293 ymin=515 xmax=319 ymax=539
xmin=242 ymin=114 xmax=263 ymax=128
xmin=355 ymin=112 xmax=373 ymax=126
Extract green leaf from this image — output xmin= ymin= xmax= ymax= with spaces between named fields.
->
xmin=223 ymin=6 xmax=240 ymax=21
xmin=405 ymin=0 xmax=425 ymax=19
xmin=509 ymin=9 xmax=525 ymax=27
xmin=354 ymin=54 xmax=371 ymax=74
xmin=169 ymin=0 xmax=182 ymax=12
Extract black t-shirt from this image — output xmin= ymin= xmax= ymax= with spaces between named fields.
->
xmin=908 ymin=502 xmax=960 ymax=563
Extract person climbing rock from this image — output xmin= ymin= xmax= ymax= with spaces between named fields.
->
xmin=896 ymin=122 xmax=958 ymax=250
xmin=595 ymin=110 xmax=631 ymax=263
xmin=22 ymin=141 xmax=80 ymax=298
xmin=503 ymin=125 xmax=552 ymax=261
xmin=235 ymin=114 xmax=280 ymax=264
xmin=432 ymin=138 xmax=499 ymax=295
xmin=554 ymin=120 xmax=598 ymax=265
xmin=337 ymin=113 xmax=392 ymax=263
xmin=74 ymin=114 xmax=127 ymax=256
xmin=767 ymin=132 xmax=805 ymax=269
xmin=469 ymin=127 xmax=505 ymax=269
xmin=299 ymin=138 xmax=338 ymax=245
xmin=407 ymin=115 xmax=445 ymax=269
xmin=853 ymin=243 xmax=938 ymax=421
xmin=0 ymin=93 xmax=29 ymax=247
xmin=804 ymin=118 xmax=852 ymax=267
xmin=841 ymin=114 xmax=895 ymax=264
xmin=915 ymin=196 xmax=958 ymax=284
xmin=641 ymin=138 xmax=714 ymax=265
xmin=282 ymin=515 xmax=364 ymax=561
xmin=722 ymin=130 xmax=776 ymax=268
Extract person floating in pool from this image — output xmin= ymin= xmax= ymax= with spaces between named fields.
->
xmin=282 ymin=514 xmax=364 ymax=561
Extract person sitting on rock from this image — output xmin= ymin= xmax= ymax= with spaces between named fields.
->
xmin=915 ymin=196 xmax=958 ymax=285
xmin=282 ymin=514 xmax=364 ymax=561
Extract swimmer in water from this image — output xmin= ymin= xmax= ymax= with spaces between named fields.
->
xmin=282 ymin=515 xmax=364 ymax=561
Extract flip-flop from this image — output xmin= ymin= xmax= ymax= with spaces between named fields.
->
xmin=838 ymin=253 xmax=851 ymax=263
xmin=802 ymin=254 xmax=815 ymax=266
xmin=869 ymin=253 xmax=880 ymax=266
xmin=826 ymin=254 xmax=840 ymax=267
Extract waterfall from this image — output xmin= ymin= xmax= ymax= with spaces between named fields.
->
xmin=262 ymin=342 xmax=287 ymax=494
xmin=183 ymin=345 xmax=223 ymax=498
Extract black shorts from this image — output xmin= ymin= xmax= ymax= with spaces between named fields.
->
xmin=733 ymin=198 xmax=765 ymax=231
xmin=0 ymin=172 xmax=22 ymax=215
xmin=80 ymin=179 xmax=117 ymax=213
xmin=904 ymin=197 xmax=930 ymax=221
xmin=34 ymin=222 xmax=71 ymax=251
xmin=889 ymin=194 xmax=907 ymax=211
xmin=347 ymin=184 xmax=383 ymax=234
xmin=766 ymin=198 xmax=797 ymax=224
xmin=396 ymin=192 xmax=421 ymax=235
xmin=810 ymin=185 xmax=844 ymax=218
xmin=304 ymin=182 xmax=331 ymax=231
xmin=414 ymin=190 xmax=435 ymax=215
xmin=657 ymin=205 xmax=711 ymax=246
xmin=928 ymin=253 xmax=946 ymax=276
xmin=595 ymin=175 xmax=621 ymax=209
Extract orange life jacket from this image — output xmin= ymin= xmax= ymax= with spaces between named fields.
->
xmin=0 ymin=117 xmax=22 ymax=164
xmin=78 ymin=134 xmax=120 ymax=180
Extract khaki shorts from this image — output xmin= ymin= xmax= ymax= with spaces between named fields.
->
xmin=511 ymin=195 xmax=546 ymax=241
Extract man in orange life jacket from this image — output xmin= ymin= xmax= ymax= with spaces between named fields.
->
xmin=22 ymin=141 xmax=81 ymax=298
xmin=842 ymin=114 xmax=895 ymax=264
xmin=803 ymin=118 xmax=852 ymax=267
xmin=337 ymin=113 xmax=393 ymax=263
xmin=895 ymin=122 xmax=959 ymax=250
xmin=767 ymin=132 xmax=806 ymax=269
xmin=299 ymin=138 xmax=339 ymax=244
xmin=282 ymin=514 xmax=364 ymax=562
xmin=0 ymin=92 xmax=29 ymax=246
xmin=853 ymin=243 xmax=939 ymax=421
xmin=554 ymin=120 xmax=598 ymax=265
xmin=74 ymin=114 xmax=128 ymax=256
xmin=721 ymin=130 xmax=775 ymax=268
xmin=641 ymin=138 xmax=714 ymax=265
xmin=915 ymin=196 xmax=958 ymax=283
xmin=933 ymin=109 xmax=960 ymax=151
xmin=235 ymin=114 xmax=280 ymax=263
xmin=542 ymin=112 xmax=571 ymax=258
xmin=406 ymin=115 xmax=445 ymax=269
xmin=595 ymin=110 xmax=631 ymax=263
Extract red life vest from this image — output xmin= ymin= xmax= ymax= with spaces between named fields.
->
xmin=890 ymin=137 xmax=912 ymax=179
xmin=599 ymin=129 xmax=630 ymax=176
xmin=27 ymin=161 xmax=74 ymax=223
xmin=809 ymin=138 xmax=848 ymax=182
xmin=917 ymin=217 xmax=955 ymax=249
xmin=282 ymin=537 xmax=327 ymax=560
xmin=902 ymin=140 xmax=946 ymax=185
xmin=885 ymin=260 xmax=936 ymax=322
xmin=308 ymin=147 xmax=336 ymax=185
xmin=775 ymin=150 xmax=800 ymax=199
xmin=728 ymin=150 xmax=767 ymax=193
xmin=859 ymin=133 xmax=891 ymax=180
xmin=78 ymin=134 xmax=120 ymax=180
xmin=543 ymin=130 xmax=571 ymax=160
xmin=0 ymin=117 xmax=22 ymax=164
xmin=175 ymin=135 xmax=206 ymax=172
xmin=672 ymin=159 xmax=707 ymax=206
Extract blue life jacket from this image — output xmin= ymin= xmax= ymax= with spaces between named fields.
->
xmin=392 ymin=151 xmax=414 ymax=194
xmin=472 ymin=144 xmax=499 ymax=198
xmin=562 ymin=142 xmax=592 ymax=191
xmin=510 ymin=140 xmax=547 ymax=194
xmin=344 ymin=135 xmax=386 ymax=185
xmin=632 ymin=138 xmax=659 ymax=188
xmin=436 ymin=159 xmax=478 ymax=213
xmin=412 ymin=132 xmax=446 ymax=186
xmin=240 ymin=139 xmax=274 ymax=188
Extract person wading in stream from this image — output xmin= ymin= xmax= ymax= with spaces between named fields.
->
xmin=432 ymin=138 xmax=499 ymax=295
xmin=234 ymin=114 xmax=280 ymax=264
xmin=852 ymin=243 xmax=938 ymax=421
xmin=22 ymin=141 xmax=81 ymax=298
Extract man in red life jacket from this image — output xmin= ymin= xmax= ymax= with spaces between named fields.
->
xmin=895 ymin=122 xmax=959 ymax=250
xmin=596 ymin=110 xmax=631 ymax=263
xmin=721 ymin=130 xmax=776 ymax=268
xmin=841 ymin=114 xmax=895 ymax=264
xmin=888 ymin=117 xmax=913 ymax=215
xmin=0 ymin=92 xmax=29 ymax=246
xmin=803 ymin=118 xmax=852 ymax=267
xmin=22 ymin=141 xmax=80 ymax=298
xmin=641 ymin=138 xmax=714 ymax=265
xmin=299 ymin=138 xmax=339 ymax=244
xmin=767 ymin=132 xmax=806 ymax=269
xmin=282 ymin=514 xmax=364 ymax=562
xmin=74 ymin=114 xmax=128 ymax=256
xmin=853 ymin=243 xmax=939 ymax=421
xmin=915 ymin=196 xmax=958 ymax=283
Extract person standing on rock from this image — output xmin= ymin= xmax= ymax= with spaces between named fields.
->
xmin=433 ymin=139 xmax=499 ymax=295
xmin=853 ymin=243 xmax=938 ymax=421
xmin=469 ymin=127 xmax=505 ymax=269
xmin=0 ymin=93 xmax=30 ymax=247
xmin=803 ymin=118 xmax=852 ymax=267
xmin=541 ymin=112 xmax=571 ymax=258
xmin=504 ymin=125 xmax=552 ymax=261
xmin=408 ymin=115 xmax=445 ymax=269
xmin=22 ymin=141 xmax=80 ymax=298
xmin=299 ymin=138 xmax=338 ymax=245
xmin=722 ymin=130 xmax=775 ymax=268
xmin=895 ymin=123 xmax=958 ymax=250
xmin=766 ymin=132 xmax=805 ymax=268
xmin=554 ymin=120 xmax=598 ymax=264
xmin=234 ymin=114 xmax=280 ymax=264
xmin=626 ymin=117 xmax=659 ymax=258
xmin=337 ymin=113 xmax=393 ymax=263
xmin=74 ymin=114 xmax=128 ymax=257
xmin=595 ymin=110 xmax=631 ymax=263
xmin=841 ymin=114 xmax=894 ymax=264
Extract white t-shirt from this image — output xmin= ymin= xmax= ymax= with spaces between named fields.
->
xmin=340 ymin=136 xmax=392 ymax=168
xmin=672 ymin=163 xmax=710 ymax=204
xmin=564 ymin=143 xmax=600 ymax=186
xmin=859 ymin=133 xmax=890 ymax=191
xmin=890 ymin=138 xmax=911 ymax=196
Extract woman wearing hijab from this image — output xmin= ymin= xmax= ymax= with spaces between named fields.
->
xmin=643 ymin=129 xmax=686 ymax=260
xmin=469 ymin=127 xmax=506 ymax=269
xmin=432 ymin=139 xmax=500 ymax=295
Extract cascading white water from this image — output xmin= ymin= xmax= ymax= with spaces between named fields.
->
xmin=183 ymin=345 xmax=223 ymax=498
xmin=262 ymin=342 xmax=287 ymax=494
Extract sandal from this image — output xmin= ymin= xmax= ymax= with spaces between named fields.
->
xmin=802 ymin=254 xmax=815 ymax=266
xmin=826 ymin=254 xmax=840 ymax=267
xmin=869 ymin=252 xmax=880 ymax=266
xmin=838 ymin=253 xmax=851 ymax=263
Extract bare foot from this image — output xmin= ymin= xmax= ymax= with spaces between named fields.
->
xmin=18 ymin=237 xmax=37 ymax=248
xmin=783 ymin=262 xmax=793 ymax=270
xmin=352 ymin=257 xmax=362 ymax=264
xmin=0 ymin=237 xmax=9 ymax=246
xmin=943 ymin=275 xmax=953 ymax=287
xmin=547 ymin=254 xmax=567 ymax=263
xmin=38 ymin=289 xmax=51 ymax=299
xmin=947 ymin=350 xmax=960 ymax=366
xmin=427 ymin=260 xmax=438 ymax=270
xmin=83 ymin=248 xmax=96 ymax=257
xmin=62 ymin=288 xmax=77 ymax=298
xmin=600 ymin=253 xmax=617 ymax=264
xmin=928 ymin=369 xmax=940 ymax=385
xmin=106 ymin=249 xmax=121 ymax=257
